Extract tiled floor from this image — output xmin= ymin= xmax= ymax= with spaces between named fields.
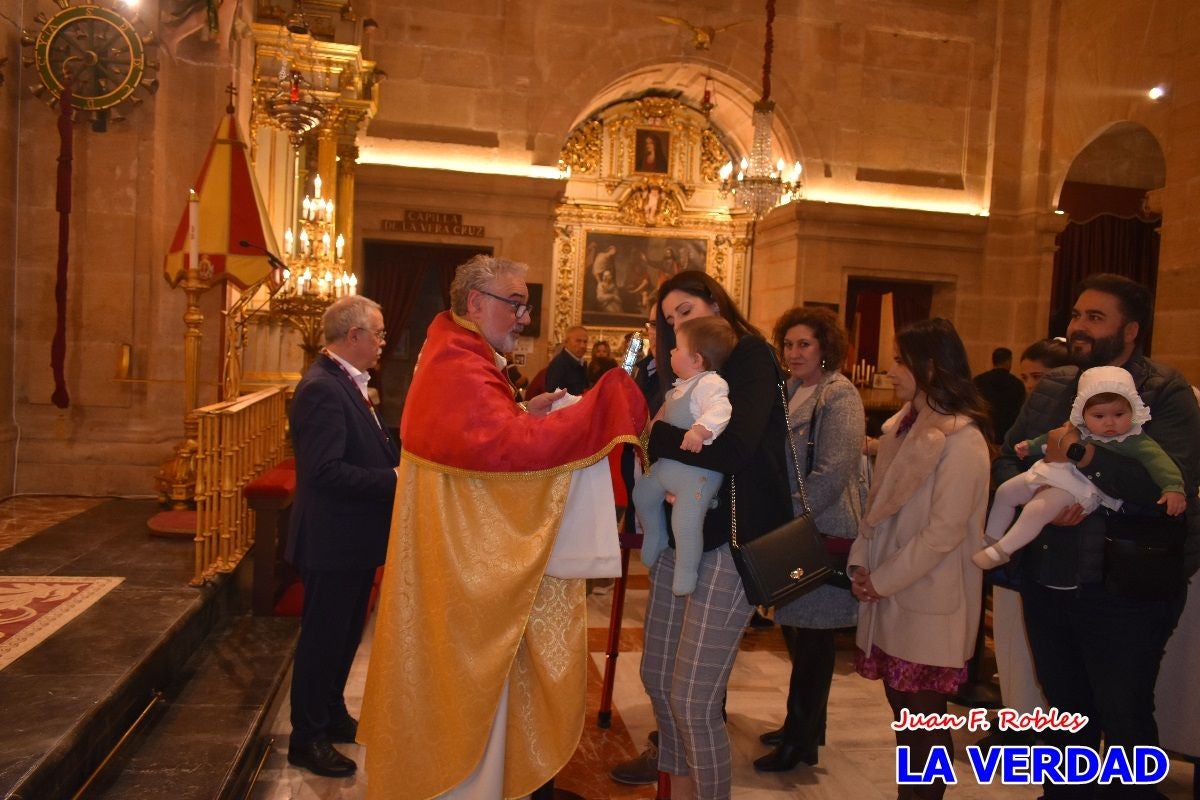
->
xmin=252 ymin=565 xmax=1197 ymax=799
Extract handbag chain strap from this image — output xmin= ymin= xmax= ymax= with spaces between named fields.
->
xmin=781 ymin=381 xmax=813 ymax=516
xmin=731 ymin=381 xmax=812 ymax=549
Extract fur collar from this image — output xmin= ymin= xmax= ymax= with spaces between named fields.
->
xmin=861 ymin=401 xmax=975 ymax=532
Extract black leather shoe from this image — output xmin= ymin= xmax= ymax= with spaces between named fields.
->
xmin=753 ymin=743 xmax=818 ymax=772
xmin=327 ymin=715 xmax=358 ymax=744
xmin=610 ymin=731 xmax=658 ymax=785
xmin=288 ymin=739 xmax=357 ymax=777
xmin=759 ymin=727 xmax=784 ymax=747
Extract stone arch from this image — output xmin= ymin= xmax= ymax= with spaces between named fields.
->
xmin=1053 ymin=121 xmax=1166 ymax=205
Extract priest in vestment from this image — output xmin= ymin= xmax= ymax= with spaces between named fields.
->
xmin=359 ymin=255 xmax=648 ymax=799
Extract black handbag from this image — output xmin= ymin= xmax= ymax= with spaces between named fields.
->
xmin=1101 ymin=508 xmax=1186 ymax=601
xmin=730 ymin=382 xmax=833 ymax=608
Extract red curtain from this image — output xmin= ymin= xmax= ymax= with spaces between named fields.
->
xmin=845 ymin=279 xmax=934 ymax=366
xmin=1050 ymin=215 xmax=1161 ymax=349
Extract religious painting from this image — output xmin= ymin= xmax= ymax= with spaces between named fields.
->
xmin=634 ymin=128 xmax=670 ymax=174
xmin=580 ymin=231 xmax=708 ymax=328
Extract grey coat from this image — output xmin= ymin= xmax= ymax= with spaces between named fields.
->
xmin=774 ymin=371 xmax=867 ymax=628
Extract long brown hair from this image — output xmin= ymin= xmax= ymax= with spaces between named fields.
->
xmin=654 ymin=270 xmax=762 ymax=387
xmin=896 ymin=318 xmax=993 ymax=442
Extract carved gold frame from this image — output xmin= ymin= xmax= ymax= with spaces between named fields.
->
xmin=551 ymin=96 xmax=750 ymax=353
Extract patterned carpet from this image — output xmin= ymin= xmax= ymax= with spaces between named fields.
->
xmin=0 ymin=576 xmax=124 ymax=670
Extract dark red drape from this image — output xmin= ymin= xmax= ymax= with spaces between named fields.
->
xmin=364 ymin=259 xmax=427 ymax=363
xmin=1050 ymin=214 xmax=1160 ymax=349
xmin=845 ymin=280 xmax=934 ymax=367
xmin=362 ymin=241 xmax=489 ymax=366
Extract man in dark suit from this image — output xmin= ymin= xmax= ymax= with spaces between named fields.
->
xmin=974 ymin=346 xmax=1026 ymax=444
xmin=286 ymin=295 xmax=399 ymax=777
xmin=544 ymin=325 xmax=589 ymax=395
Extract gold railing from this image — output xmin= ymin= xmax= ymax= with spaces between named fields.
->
xmin=192 ymin=386 xmax=289 ymax=586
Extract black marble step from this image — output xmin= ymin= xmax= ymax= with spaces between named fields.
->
xmin=0 ymin=499 xmax=248 ymax=800
xmin=83 ymin=614 xmax=299 ymax=800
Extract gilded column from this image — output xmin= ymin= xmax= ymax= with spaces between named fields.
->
xmin=317 ymin=123 xmax=339 ymax=199
xmin=336 ymin=143 xmax=358 ymax=272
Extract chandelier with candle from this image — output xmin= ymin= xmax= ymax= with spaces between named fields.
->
xmin=718 ymin=0 xmax=802 ymax=220
xmin=270 ymin=172 xmax=356 ymax=362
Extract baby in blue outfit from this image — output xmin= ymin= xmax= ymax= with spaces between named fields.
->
xmin=633 ymin=316 xmax=737 ymax=595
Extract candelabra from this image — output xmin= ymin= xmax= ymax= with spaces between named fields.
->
xmin=271 ymin=172 xmax=356 ymax=367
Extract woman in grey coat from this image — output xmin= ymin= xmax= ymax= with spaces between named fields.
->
xmin=755 ymin=306 xmax=866 ymax=772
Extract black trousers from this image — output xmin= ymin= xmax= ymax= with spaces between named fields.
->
xmin=1021 ymin=580 xmax=1187 ymax=799
xmin=780 ymin=625 xmax=836 ymax=750
xmin=290 ymin=566 xmax=376 ymax=746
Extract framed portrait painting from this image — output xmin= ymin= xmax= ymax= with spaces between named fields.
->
xmin=580 ymin=231 xmax=708 ymax=328
xmin=634 ymin=128 xmax=670 ymax=174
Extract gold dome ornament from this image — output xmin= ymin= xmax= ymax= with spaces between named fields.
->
xmin=22 ymin=0 xmax=159 ymax=132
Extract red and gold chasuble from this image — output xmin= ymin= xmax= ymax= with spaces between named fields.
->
xmin=360 ymin=312 xmax=647 ymax=799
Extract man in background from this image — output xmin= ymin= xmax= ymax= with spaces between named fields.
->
xmin=974 ymin=346 xmax=1026 ymax=444
xmin=546 ymin=324 xmax=590 ymax=395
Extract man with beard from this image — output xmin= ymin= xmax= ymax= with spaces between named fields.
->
xmin=358 ymin=255 xmax=647 ymax=799
xmin=994 ymin=273 xmax=1199 ymax=799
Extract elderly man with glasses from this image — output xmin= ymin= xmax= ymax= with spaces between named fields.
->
xmin=285 ymin=294 xmax=399 ymax=778
xmin=359 ymin=254 xmax=649 ymax=799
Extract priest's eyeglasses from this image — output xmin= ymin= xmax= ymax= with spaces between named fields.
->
xmin=478 ymin=289 xmax=532 ymax=318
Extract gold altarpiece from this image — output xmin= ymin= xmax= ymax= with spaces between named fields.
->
xmin=551 ymin=97 xmax=752 ymax=353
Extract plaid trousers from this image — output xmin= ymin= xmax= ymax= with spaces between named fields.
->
xmin=640 ymin=545 xmax=754 ymax=799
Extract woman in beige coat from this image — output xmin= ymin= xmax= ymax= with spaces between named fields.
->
xmin=848 ymin=318 xmax=991 ymax=800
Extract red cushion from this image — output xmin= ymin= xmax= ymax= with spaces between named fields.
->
xmin=272 ymin=565 xmax=386 ymax=618
xmin=244 ymin=458 xmax=297 ymax=500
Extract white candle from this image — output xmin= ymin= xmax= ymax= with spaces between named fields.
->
xmin=284 ymin=228 xmax=294 ymax=258
xmin=335 ymin=233 xmax=345 ymax=261
xmin=348 ymin=273 xmax=358 ymax=295
xmin=299 ymin=229 xmax=310 ymax=255
xmin=313 ymin=173 xmax=322 ymax=199
xmin=188 ymin=189 xmax=199 ymax=273
xmin=322 ymin=232 xmax=331 ymax=256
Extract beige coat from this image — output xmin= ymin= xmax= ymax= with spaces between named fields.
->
xmin=849 ymin=400 xmax=990 ymax=669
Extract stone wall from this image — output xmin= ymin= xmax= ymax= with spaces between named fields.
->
xmin=9 ymin=6 xmax=237 ymax=496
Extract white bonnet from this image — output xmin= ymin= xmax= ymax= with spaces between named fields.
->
xmin=1069 ymin=366 xmax=1151 ymax=442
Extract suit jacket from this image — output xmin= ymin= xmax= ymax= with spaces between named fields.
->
xmin=973 ymin=367 xmax=1025 ymax=444
xmin=545 ymin=348 xmax=588 ymax=395
xmin=286 ymin=353 xmax=399 ymax=571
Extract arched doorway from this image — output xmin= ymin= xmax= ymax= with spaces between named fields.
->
xmin=1051 ymin=123 xmax=1165 ymax=347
